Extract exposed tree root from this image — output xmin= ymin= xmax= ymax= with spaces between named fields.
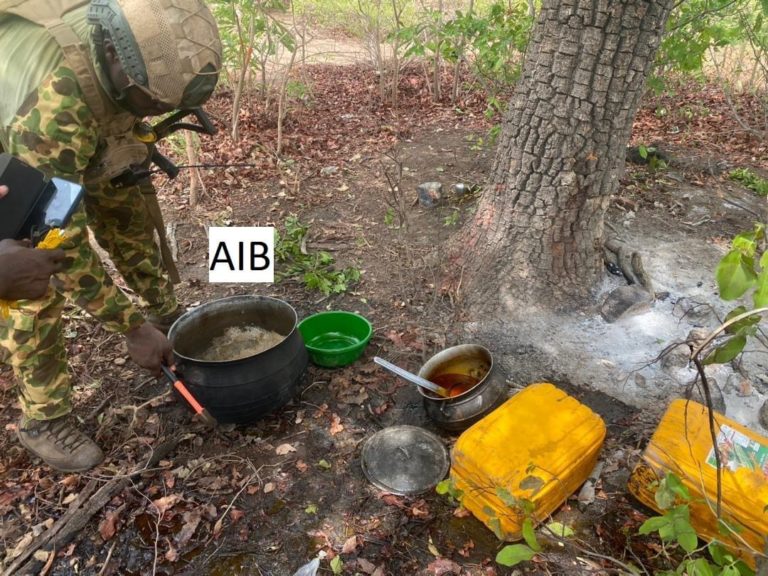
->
xmin=604 ymin=236 xmax=654 ymax=294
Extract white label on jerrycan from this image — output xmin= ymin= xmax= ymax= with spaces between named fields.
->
xmin=209 ymin=227 xmax=274 ymax=283
xmin=706 ymin=424 xmax=768 ymax=476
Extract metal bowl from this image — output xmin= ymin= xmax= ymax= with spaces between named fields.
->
xmin=417 ymin=344 xmax=507 ymax=431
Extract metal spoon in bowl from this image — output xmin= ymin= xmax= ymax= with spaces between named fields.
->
xmin=373 ymin=356 xmax=450 ymax=398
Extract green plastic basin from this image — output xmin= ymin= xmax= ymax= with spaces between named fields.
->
xmin=298 ymin=311 xmax=372 ymax=367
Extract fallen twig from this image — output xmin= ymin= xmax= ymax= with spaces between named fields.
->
xmin=116 ymin=391 xmax=173 ymax=428
xmin=97 ymin=539 xmax=118 ymax=576
xmin=85 ymin=393 xmax=114 ymax=423
xmin=541 ymin=524 xmax=648 ymax=576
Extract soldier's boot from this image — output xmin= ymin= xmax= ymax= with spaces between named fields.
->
xmin=18 ymin=415 xmax=104 ymax=472
xmin=146 ymin=305 xmax=186 ymax=335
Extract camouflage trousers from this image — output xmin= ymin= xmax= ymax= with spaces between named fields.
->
xmin=0 ymin=179 xmax=177 ymax=420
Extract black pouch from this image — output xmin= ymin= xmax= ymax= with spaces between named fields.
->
xmin=0 ymin=154 xmax=84 ymax=245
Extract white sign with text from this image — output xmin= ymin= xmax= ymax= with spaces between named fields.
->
xmin=208 ymin=227 xmax=274 ymax=283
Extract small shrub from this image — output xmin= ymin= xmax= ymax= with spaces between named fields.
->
xmin=729 ymin=168 xmax=768 ymax=196
xmin=275 ymin=215 xmax=361 ymax=295
xmin=639 ymin=473 xmax=755 ymax=576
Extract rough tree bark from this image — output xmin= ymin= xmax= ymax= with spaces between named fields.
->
xmin=456 ymin=0 xmax=675 ymax=310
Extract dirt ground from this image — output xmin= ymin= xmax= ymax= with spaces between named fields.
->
xmin=1 ymin=61 xmax=767 ymax=576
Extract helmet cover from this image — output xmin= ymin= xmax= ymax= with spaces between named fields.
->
xmin=87 ymin=0 xmax=222 ymax=108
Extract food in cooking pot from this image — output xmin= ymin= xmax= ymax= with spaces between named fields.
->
xmin=198 ymin=325 xmax=285 ymax=361
xmin=430 ymin=373 xmax=480 ymax=397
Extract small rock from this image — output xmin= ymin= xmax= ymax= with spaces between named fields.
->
xmin=726 ymin=374 xmax=753 ymax=397
xmin=759 ymin=400 xmax=768 ymax=430
xmin=661 ymin=343 xmax=690 ymax=371
xmin=687 ymin=378 xmax=726 ymax=414
xmin=724 ymin=373 xmax=742 ymax=394
xmin=707 ymin=159 xmax=729 ymax=176
xmin=320 ymin=165 xmax=339 ymax=176
xmin=675 ymin=297 xmax=717 ymax=324
xmin=754 ymin=374 xmax=768 ymax=394
xmin=686 ymin=327 xmax=710 ymax=344
xmin=416 ymin=181 xmax=443 ymax=208
xmin=634 ymin=372 xmax=648 ymax=389
xmin=600 ymin=285 xmax=653 ymax=323
xmin=113 ymin=357 xmax=127 ymax=366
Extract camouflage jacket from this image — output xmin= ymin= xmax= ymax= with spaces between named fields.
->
xmin=0 ymin=4 xmax=149 ymax=182
xmin=3 ymin=63 xmax=145 ymax=333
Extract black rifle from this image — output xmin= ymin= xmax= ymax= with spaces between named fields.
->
xmin=111 ymin=107 xmax=217 ymax=188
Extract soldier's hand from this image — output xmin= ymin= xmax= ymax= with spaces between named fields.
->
xmin=0 ymin=185 xmax=8 ymax=198
xmin=0 ymin=239 xmax=66 ymax=300
xmin=125 ymin=322 xmax=174 ymax=376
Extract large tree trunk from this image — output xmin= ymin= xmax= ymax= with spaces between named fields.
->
xmin=457 ymin=0 xmax=674 ymax=310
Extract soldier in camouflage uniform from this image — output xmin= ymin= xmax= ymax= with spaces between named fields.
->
xmin=0 ymin=0 xmax=222 ymax=472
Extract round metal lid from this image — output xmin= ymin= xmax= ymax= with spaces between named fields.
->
xmin=361 ymin=425 xmax=449 ymax=496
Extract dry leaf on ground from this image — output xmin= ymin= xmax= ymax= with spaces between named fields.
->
xmin=275 ymin=443 xmax=297 ymax=455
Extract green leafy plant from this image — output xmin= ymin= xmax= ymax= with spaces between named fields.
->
xmin=492 ymin=483 xmax=542 ymax=567
xmin=637 ymin=144 xmax=668 ymax=171
xmin=435 ymin=478 xmax=463 ymax=506
xmin=275 ymin=215 xmax=361 ymax=296
xmin=383 ymin=207 xmax=396 ymax=228
xmin=390 ymin=1 xmax=532 ymax=105
xmin=211 ymin=0 xmax=295 ymax=140
xmin=729 ymin=168 xmax=768 ymax=197
xmin=664 ymin=223 xmax=768 ymax=574
xmin=655 ymin=0 xmax=744 ymax=77
xmin=639 ymin=473 xmax=754 ymax=576
xmin=330 ymin=555 xmax=343 ymax=575
xmin=219 ymin=0 xmax=295 ymax=78
xmin=495 ymin=540 xmax=537 ymax=567
xmin=285 ymin=79 xmax=310 ymax=100
xmin=545 ymin=522 xmax=575 ymax=537
xmin=443 ymin=208 xmax=460 ymax=227
xmin=436 ymin=472 xmax=552 ymax=569
xmin=438 ymin=1 xmax=533 ymax=97
xmin=711 ymin=223 xmax=768 ymax=362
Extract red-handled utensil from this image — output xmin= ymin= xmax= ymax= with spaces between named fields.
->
xmin=161 ymin=365 xmax=216 ymax=425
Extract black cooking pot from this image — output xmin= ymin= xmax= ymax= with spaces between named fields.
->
xmin=168 ymin=295 xmax=308 ymax=425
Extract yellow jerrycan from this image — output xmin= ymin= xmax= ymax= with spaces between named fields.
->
xmin=628 ymin=398 xmax=768 ymax=569
xmin=450 ymin=382 xmax=606 ymax=539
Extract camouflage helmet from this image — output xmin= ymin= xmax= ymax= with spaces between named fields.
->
xmin=87 ymin=0 xmax=222 ymax=109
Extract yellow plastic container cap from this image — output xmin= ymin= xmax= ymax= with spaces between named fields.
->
xmin=450 ymin=382 xmax=606 ymax=540
xmin=628 ymin=398 xmax=768 ymax=568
